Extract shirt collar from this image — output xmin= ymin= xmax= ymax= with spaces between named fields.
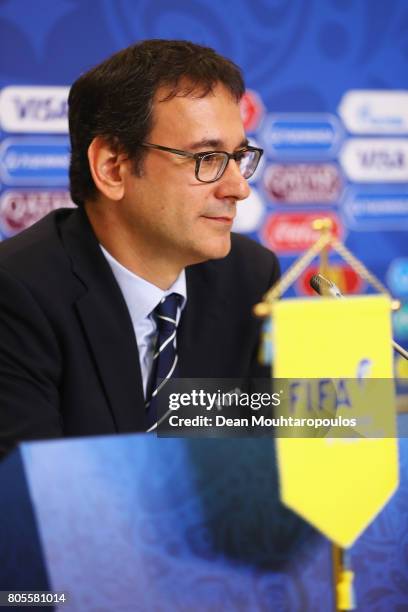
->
xmin=99 ymin=245 xmax=187 ymax=326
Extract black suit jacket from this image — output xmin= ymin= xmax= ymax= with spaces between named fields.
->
xmin=0 ymin=208 xmax=279 ymax=457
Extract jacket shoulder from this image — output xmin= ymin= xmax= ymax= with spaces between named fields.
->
xmin=0 ymin=209 xmax=73 ymax=281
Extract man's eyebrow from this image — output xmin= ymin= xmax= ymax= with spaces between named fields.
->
xmin=185 ymin=137 xmax=249 ymax=151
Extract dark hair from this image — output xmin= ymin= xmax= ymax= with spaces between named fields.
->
xmin=68 ymin=39 xmax=245 ymax=206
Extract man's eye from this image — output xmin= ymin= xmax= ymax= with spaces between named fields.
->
xmin=202 ymin=155 xmax=222 ymax=165
xmin=234 ymin=150 xmax=247 ymax=161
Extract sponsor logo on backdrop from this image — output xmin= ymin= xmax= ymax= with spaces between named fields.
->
xmin=296 ymin=263 xmax=363 ymax=296
xmin=0 ymin=86 xmax=69 ymax=133
xmin=340 ymin=138 xmax=408 ymax=182
xmin=0 ymin=190 xmax=74 ymax=236
xmin=0 ymin=137 xmax=70 ymax=186
xmin=261 ymin=113 xmax=342 ymax=158
xmin=239 ymin=90 xmax=264 ymax=132
xmin=262 ymin=211 xmax=343 ymax=254
xmin=393 ymin=303 xmax=408 ymax=340
xmin=232 ymin=187 xmax=265 ymax=234
xmin=342 ymin=187 xmax=408 ymax=231
xmin=263 ymin=163 xmax=342 ymax=204
xmin=338 ymin=90 xmax=408 ymax=134
xmin=386 ymin=259 xmax=408 ymax=297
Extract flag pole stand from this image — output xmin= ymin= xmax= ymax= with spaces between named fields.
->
xmin=333 ymin=545 xmax=355 ymax=611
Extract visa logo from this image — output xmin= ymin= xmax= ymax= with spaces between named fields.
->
xmin=358 ymin=150 xmax=405 ymax=169
xmin=0 ymin=86 xmax=69 ymax=133
xmin=13 ymin=97 xmax=68 ymax=122
xmin=340 ymin=138 xmax=408 ymax=182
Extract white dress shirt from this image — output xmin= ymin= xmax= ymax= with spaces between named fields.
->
xmin=100 ymin=245 xmax=187 ymax=397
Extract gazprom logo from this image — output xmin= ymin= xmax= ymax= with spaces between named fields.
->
xmin=0 ymin=137 xmax=70 ymax=185
xmin=261 ymin=113 xmax=342 ymax=158
xmin=0 ymin=86 xmax=69 ymax=133
xmin=342 ymin=187 xmax=408 ymax=231
xmin=338 ymin=90 xmax=408 ymax=135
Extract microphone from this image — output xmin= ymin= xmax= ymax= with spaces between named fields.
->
xmin=310 ymin=273 xmax=342 ymax=298
xmin=309 ymin=273 xmax=408 ymax=360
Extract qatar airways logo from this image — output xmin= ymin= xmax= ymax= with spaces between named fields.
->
xmin=264 ymin=163 xmax=342 ymax=204
xmin=0 ymin=190 xmax=74 ymax=237
xmin=0 ymin=86 xmax=69 ymax=133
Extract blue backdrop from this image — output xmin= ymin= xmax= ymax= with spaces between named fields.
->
xmin=0 ymin=3 xmax=407 ymax=609
xmin=0 ymin=1 xmax=407 ymax=379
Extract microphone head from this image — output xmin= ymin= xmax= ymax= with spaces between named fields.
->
xmin=309 ymin=273 xmax=343 ymax=298
xmin=310 ymin=273 xmax=328 ymax=295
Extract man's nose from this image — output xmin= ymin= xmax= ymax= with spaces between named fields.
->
xmin=214 ymin=159 xmax=251 ymax=201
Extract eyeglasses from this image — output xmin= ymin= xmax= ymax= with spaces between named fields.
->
xmin=141 ymin=142 xmax=263 ymax=183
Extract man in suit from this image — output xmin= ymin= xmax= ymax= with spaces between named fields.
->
xmin=0 ymin=40 xmax=279 ymax=458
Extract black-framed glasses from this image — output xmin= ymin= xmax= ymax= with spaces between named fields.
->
xmin=141 ymin=142 xmax=263 ymax=183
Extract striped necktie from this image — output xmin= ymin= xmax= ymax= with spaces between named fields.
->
xmin=145 ymin=292 xmax=181 ymax=429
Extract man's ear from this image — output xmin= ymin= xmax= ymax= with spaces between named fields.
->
xmin=87 ymin=136 xmax=128 ymax=201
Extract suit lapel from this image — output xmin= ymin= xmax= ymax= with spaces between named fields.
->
xmin=59 ymin=209 xmax=146 ymax=432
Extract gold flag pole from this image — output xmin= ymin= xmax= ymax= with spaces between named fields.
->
xmin=313 ymin=217 xmax=332 ymax=280
xmin=312 ymin=221 xmax=356 ymax=612
xmin=333 ymin=546 xmax=355 ymax=611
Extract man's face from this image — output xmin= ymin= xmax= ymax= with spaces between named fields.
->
xmin=119 ymin=82 xmax=251 ymax=269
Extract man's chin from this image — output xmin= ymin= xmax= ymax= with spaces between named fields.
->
xmin=202 ymin=235 xmax=232 ymax=261
xmin=188 ymin=235 xmax=232 ymax=265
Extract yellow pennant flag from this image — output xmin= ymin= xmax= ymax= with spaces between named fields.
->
xmin=273 ymin=295 xmax=399 ymax=548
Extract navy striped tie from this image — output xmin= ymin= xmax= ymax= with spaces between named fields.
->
xmin=146 ymin=293 xmax=181 ymax=430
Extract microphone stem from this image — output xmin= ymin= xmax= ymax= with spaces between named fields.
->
xmin=392 ymin=340 xmax=408 ymax=361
